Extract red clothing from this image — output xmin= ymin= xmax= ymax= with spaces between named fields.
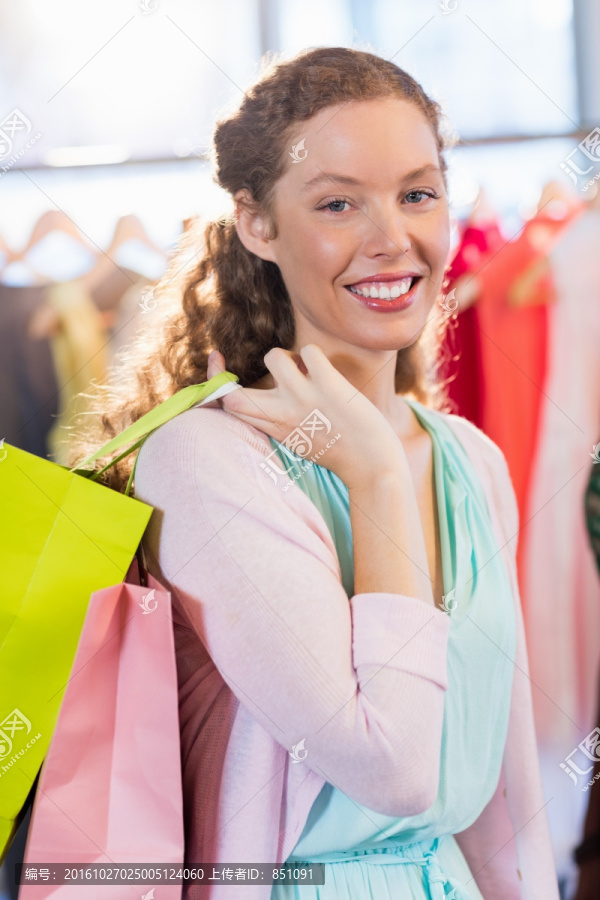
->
xmin=441 ymin=218 xmax=504 ymax=428
xmin=476 ymin=206 xmax=584 ymax=593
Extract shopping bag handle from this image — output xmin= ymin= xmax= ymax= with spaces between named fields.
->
xmin=69 ymin=370 xmax=241 ymax=496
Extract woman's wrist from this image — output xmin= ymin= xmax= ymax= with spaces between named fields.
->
xmin=349 ymin=466 xmax=434 ymax=602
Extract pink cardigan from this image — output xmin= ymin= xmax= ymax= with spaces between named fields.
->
xmin=134 ymin=404 xmax=559 ymax=899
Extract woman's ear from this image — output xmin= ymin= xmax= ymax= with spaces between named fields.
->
xmin=234 ymin=189 xmax=278 ymax=264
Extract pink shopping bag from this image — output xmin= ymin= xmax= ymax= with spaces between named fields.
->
xmin=19 ymin=560 xmax=184 ymax=899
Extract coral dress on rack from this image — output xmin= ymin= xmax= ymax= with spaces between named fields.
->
xmin=520 ymin=205 xmax=600 ymax=745
xmin=475 ymin=203 xmax=583 ymax=601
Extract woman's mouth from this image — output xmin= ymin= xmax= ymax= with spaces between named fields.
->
xmin=344 ymin=276 xmax=421 ymax=312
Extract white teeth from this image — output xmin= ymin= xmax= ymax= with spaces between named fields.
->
xmin=349 ymin=278 xmax=413 ymax=300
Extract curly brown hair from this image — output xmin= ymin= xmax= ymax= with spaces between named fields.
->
xmin=65 ymin=45 xmax=457 ymax=494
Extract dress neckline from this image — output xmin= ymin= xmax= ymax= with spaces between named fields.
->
xmin=402 ymin=398 xmax=449 ymax=604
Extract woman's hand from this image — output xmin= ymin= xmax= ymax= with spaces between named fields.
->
xmin=206 ymin=344 xmax=406 ymax=489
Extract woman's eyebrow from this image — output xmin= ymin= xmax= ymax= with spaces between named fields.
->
xmin=300 ymin=164 xmax=442 ymax=192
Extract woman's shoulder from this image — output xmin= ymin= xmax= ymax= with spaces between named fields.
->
xmin=135 ymin=406 xmax=274 ymax=490
xmin=133 ymin=403 xmax=342 ymax=563
xmin=144 ymin=405 xmax=271 ymax=454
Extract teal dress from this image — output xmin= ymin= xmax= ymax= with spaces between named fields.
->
xmin=267 ymin=399 xmax=517 ymax=900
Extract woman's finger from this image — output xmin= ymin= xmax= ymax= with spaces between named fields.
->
xmin=262 ymin=346 xmax=310 ymax=390
xmin=202 ymin=350 xmax=228 ymax=409
xmin=207 ymin=349 xmax=227 ymax=380
xmin=298 ymin=343 xmax=354 ymax=397
xmin=221 ymin=350 xmax=310 ymax=439
xmin=204 ymin=346 xmax=320 ymax=442
xmin=219 ymin=347 xmax=306 ymax=421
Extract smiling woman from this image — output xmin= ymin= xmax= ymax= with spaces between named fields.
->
xmin=65 ymin=46 xmax=559 ymax=900
xmin=232 ymin=96 xmax=450 ymax=347
xmin=66 ymin=48 xmax=456 ymax=493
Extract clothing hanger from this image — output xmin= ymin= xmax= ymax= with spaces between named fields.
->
xmin=1 ymin=209 xmax=99 ymax=287
xmin=108 ymin=213 xmax=165 ymax=255
xmin=17 ymin=210 xmax=98 ymax=338
xmin=20 ymin=212 xmax=167 ymax=336
xmin=80 ymin=214 xmax=166 ymax=292
xmin=0 ymin=230 xmax=17 ymax=277
xmin=583 ymin=182 xmax=600 ymax=210
xmin=536 ymin=179 xmax=582 ymax=219
xmin=0 ymin=231 xmax=17 ymax=260
xmin=18 ymin=209 xmax=99 ymax=259
xmin=11 ymin=211 xmax=163 ymax=289
xmin=507 ymin=181 xmax=584 ymax=308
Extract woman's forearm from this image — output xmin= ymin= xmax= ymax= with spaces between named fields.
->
xmin=349 ymin=466 xmax=435 ymax=604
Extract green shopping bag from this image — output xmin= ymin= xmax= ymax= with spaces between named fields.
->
xmin=0 ymin=369 xmax=239 ymax=861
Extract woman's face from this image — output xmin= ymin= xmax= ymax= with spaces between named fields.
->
xmin=252 ymin=96 xmax=450 ymax=355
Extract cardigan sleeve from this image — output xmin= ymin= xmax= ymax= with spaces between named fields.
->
xmin=448 ymin=416 xmax=560 ymax=899
xmin=134 ymin=406 xmax=451 ymax=818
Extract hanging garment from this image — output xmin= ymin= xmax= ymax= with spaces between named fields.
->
xmin=21 ymin=230 xmax=97 ymax=283
xmin=440 ymin=217 xmax=504 ymax=428
xmin=520 ymin=208 xmax=600 ymax=746
xmin=0 ymin=284 xmax=58 ymax=458
xmin=475 ymin=205 xmax=584 ymax=604
xmin=107 ymin=274 xmax=157 ymax=364
xmin=43 ymin=280 xmax=109 ymax=465
xmin=84 ymin=265 xmax=146 ymax=317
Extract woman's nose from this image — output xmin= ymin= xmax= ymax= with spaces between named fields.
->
xmin=362 ymin=206 xmax=412 ymax=257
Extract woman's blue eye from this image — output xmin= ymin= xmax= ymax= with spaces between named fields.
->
xmin=317 ymin=198 xmax=350 ymax=213
xmin=405 ymin=190 xmax=436 ymax=204
xmin=317 ymin=191 xmax=438 ymax=213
